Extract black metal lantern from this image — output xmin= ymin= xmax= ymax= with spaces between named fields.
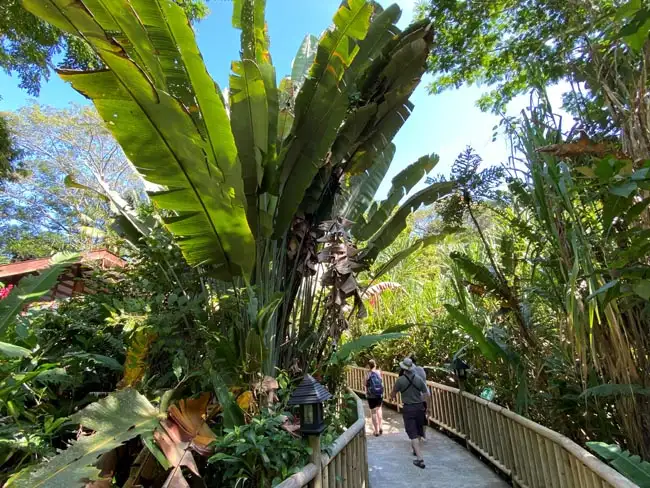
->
xmin=451 ymin=357 xmax=470 ymax=379
xmin=288 ymin=374 xmax=332 ymax=435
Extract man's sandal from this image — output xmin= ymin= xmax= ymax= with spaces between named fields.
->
xmin=413 ymin=459 xmax=425 ymax=469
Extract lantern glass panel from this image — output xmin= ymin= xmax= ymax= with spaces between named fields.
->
xmin=304 ymin=404 xmax=314 ymax=424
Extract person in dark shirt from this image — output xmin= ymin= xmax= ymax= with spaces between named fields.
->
xmin=389 ymin=357 xmax=428 ymax=469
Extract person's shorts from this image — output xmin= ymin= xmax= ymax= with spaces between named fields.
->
xmin=368 ymin=397 xmax=383 ymax=409
xmin=402 ymin=403 xmax=425 ymax=439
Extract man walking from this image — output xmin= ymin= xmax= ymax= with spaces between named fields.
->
xmin=389 ymin=357 xmax=428 ymax=469
xmin=410 ymin=355 xmax=429 ymax=437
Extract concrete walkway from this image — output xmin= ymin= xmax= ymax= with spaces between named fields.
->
xmin=364 ymin=402 xmax=508 ymax=488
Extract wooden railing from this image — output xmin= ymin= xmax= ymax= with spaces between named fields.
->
xmin=347 ymin=366 xmax=637 ymax=488
xmin=277 ymin=389 xmax=369 ymax=488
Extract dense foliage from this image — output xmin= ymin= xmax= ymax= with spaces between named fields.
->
xmin=1 ymin=0 xmax=440 ymax=486
xmin=1 ymin=0 xmax=649 ymax=486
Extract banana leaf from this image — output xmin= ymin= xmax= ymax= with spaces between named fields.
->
xmin=362 ymin=181 xmax=455 ymax=261
xmin=24 ymin=0 xmax=255 ymax=279
xmin=586 ymin=442 xmax=650 ymax=486
xmin=329 ymin=332 xmax=404 ymax=365
xmin=444 ymin=304 xmax=502 ymax=362
xmin=372 ymin=230 xmax=456 ymax=280
xmin=274 ymin=0 xmax=374 ymax=236
xmin=354 ymin=153 xmax=439 ymax=240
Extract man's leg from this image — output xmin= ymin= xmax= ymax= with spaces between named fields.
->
xmin=411 ymin=438 xmax=423 ymax=459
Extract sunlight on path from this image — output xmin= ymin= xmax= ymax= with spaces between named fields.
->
xmin=364 ymin=403 xmax=508 ymax=488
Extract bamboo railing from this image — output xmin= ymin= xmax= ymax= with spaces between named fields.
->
xmin=347 ymin=366 xmax=637 ymax=488
xmin=277 ymin=389 xmax=369 ymax=488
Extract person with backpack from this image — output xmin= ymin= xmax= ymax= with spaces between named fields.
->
xmin=389 ymin=357 xmax=428 ymax=469
xmin=365 ymin=359 xmax=384 ymax=436
xmin=410 ymin=354 xmax=429 ymax=437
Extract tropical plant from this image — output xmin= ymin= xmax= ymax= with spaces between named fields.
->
xmin=207 ymin=413 xmax=310 ymax=487
xmin=22 ymin=0 xmax=449 ymax=381
xmin=10 ymin=0 xmax=452 ymax=484
xmin=587 ymin=442 xmax=650 ymax=487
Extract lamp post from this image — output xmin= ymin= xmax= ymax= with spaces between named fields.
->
xmin=288 ymin=374 xmax=332 ymax=488
xmin=451 ymin=358 xmax=470 ymax=443
xmin=451 ymin=357 xmax=469 ymax=392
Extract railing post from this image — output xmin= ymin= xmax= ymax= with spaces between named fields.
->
xmin=456 ymin=372 xmax=471 ymax=445
xmin=308 ymin=434 xmax=322 ymax=488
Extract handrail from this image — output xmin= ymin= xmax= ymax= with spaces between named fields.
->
xmin=277 ymin=388 xmax=369 ymax=488
xmin=347 ymin=366 xmax=637 ymax=488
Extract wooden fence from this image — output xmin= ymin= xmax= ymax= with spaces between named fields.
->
xmin=347 ymin=366 xmax=637 ymax=488
xmin=277 ymin=389 xmax=369 ymax=488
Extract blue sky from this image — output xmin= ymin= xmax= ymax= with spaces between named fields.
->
xmin=0 ymin=0 xmax=570 ymax=199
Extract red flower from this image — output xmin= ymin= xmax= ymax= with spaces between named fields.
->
xmin=0 ymin=284 xmax=14 ymax=300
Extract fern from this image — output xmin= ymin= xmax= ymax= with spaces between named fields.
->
xmin=587 ymin=442 xmax=650 ymax=487
xmin=8 ymin=389 xmax=161 ymax=488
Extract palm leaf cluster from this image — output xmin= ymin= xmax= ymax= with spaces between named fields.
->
xmin=23 ymin=0 xmax=450 ymax=376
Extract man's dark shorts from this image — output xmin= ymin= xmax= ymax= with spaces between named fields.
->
xmin=402 ymin=403 xmax=425 ymax=439
xmin=368 ymin=397 xmax=383 ymax=409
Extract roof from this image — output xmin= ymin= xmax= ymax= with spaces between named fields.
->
xmin=288 ymin=375 xmax=333 ymax=405
xmin=0 ymin=250 xmax=125 ymax=279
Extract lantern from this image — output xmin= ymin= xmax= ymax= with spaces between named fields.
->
xmin=451 ymin=357 xmax=470 ymax=380
xmin=288 ymin=374 xmax=332 ymax=435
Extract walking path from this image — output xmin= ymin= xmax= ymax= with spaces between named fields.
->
xmin=364 ymin=402 xmax=508 ymax=488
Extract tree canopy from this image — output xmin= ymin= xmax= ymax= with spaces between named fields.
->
xmin=418 ymin=0 xmax=649 ymax=112
xmin=0 ymin=103 xmax=144 ymax=261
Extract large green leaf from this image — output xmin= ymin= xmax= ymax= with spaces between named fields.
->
xmin=274 ymin=0 xmax=374 ymax=236
xmin=323 ymin=4 xmax=402 ymax=170
xmin=291 ymin=34 xmax=319 ymax=88
xmin=345 ymin=20 xmax=433 ymax=175
xmin=230 ymin=59 xmax=269 ymax=235
xmin=210 ymin=370 xmax=245 ymax=429
xmin=580 ymin=383 xmax=650 ymax=398
xmin=361 ymin=181 xmax=455 ymax=261
xmin=342 ymin=143 xmax=395 ymax=222
xmin=586 ymin=442 xmax=650 ymax=486
xmin=24 ymin=0 xmax=254 ymax=279
xmin=444 ymin=304 xmax=501 ymax=362
xmin=0 ymin=252 xmax=79 ymax=337
xmin=0 ymin=341 xmax=32 ymax=358
xmin=9 ymin=389 xmax=160 ymax=488
xmin=450 ymin=252 xmax=506 ymax=298
xmin=354 ymin=152 xmax=439 ymax=240
xmin=330 ymin=332 xmax=404 ymax=365
xmin=372 ymin=231 xmax=455 ymax=280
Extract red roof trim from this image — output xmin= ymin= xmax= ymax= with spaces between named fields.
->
xmin=0 ymin=250 xmax=126 ymax=279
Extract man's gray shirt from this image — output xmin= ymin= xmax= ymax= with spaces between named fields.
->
xmin=414 ymin=365 xmax=428 ymax=402
xmin=393 ymin=371 xmax=427 ymax=405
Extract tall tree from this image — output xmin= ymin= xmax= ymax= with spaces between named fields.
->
xmin=0 ymin=114 xmax=22 ymax=182
xmin=0 ymin=103 xmax=144 ymax=261
xmin=418 ymin=0 xmax=650 ymax=158
xmin=0 ymin=0 xmax=210 ymax=96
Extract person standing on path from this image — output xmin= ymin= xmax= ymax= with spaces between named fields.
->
xmin=365 ymin=359 xmax=384 ymax=436
xmin=389 ymin=357 xmax=428 ymax=469
xmin=410 ymin=354 xmax=429 ymax=438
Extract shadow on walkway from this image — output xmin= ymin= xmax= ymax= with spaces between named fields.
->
xmin=364 ymin=402 xmax=508 ymax=488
